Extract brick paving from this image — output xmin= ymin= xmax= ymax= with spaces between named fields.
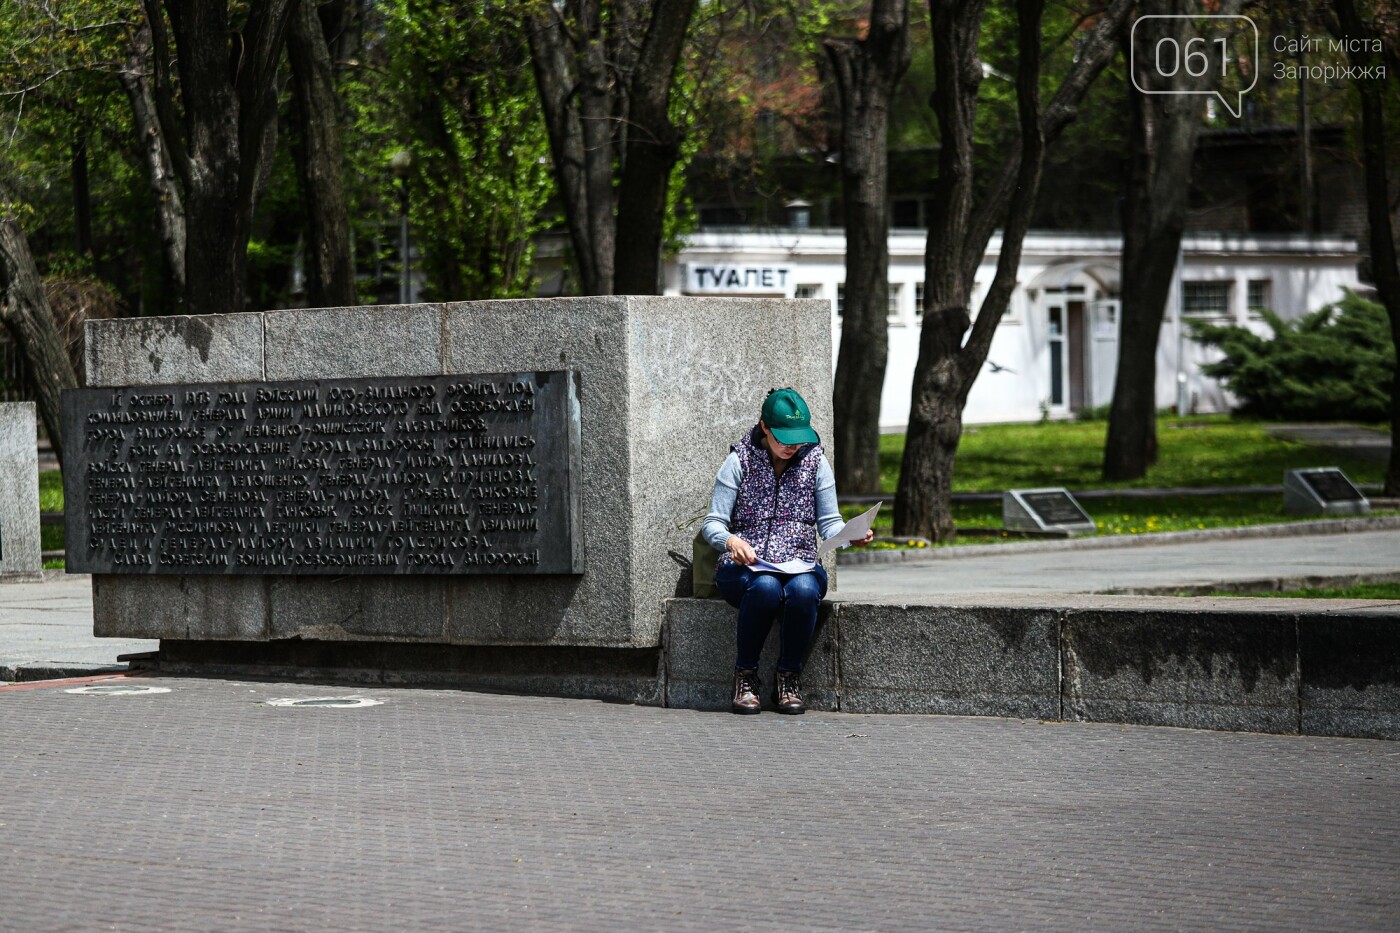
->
xmin=1 ymin=675 xmax=1396 ymax=931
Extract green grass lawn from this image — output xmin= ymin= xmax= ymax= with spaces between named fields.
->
xmin=877 ymin=414 xmax=1388 ymax=494
xmin=841 ymin=493 xmax=1399 ymax=547
xmin=39 ymin=415 xmax=1392 ymax=563
xmin=1204 ymin=582 xmax=1400 ymax=600
xmin=849 ymin=415 xmax=1392 ymax=546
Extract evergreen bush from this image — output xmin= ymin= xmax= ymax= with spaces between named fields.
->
xmin=1188 ymin=291 xmax=1393 ymax=422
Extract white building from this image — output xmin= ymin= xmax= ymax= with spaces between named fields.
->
xmin=660 ymin=228 xmax=1362 ymax=427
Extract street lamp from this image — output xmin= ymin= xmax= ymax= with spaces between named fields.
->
xmin=390 ymin=149 xmax=413 ymax=304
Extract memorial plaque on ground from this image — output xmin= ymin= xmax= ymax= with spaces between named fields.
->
xmin=1301 ymin=469 xmax=1365 ymax=502
xmin=1283 ymin=467 xmax=1369 ymax=517
xmin=1003 ymin=487 xmax=1096 ymax=535
xmin=62 ymin=371 xmax=582 ymax=575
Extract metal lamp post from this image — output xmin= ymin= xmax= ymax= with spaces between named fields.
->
xmin=390 ymin=149 xmax=413 ymax=304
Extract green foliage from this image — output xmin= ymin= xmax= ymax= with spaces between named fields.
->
xmin=1190 ymin=292 xmax=1394 ymax=422
xmin=39 ymin=469 xmax=63 ymax=511
xmin=344 ymin=0 xmax=554 ymax=302
xmin=0 ymin=1 xmax=176 ymax=312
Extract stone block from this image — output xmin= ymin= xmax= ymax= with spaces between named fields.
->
xmin=1062 ymin=608 xmax=1300 ymax=734
xmin=442 ymin=296 xmax=832 ymax=648
xmin=1300 ymin=614 xmax=1400 ymax=740
xmin=662 ymin=597 xmax=838 ymax=711
xmin=837 ymin=602 xmax=1060 ymax=718
xmin=263 ymin=304 xmax=443 ymax=379
xmin=85 ymin=314 xmax=264 ymax=387
xmin=85 ymin=298 xmax=833 ymax=654
xmin=92 ymin=575 xmax=268 ymax=640
xmin=269 ymin=577 xmax=447 ymax=641
xmin=0 ymin=403 xmax=41 ymax=580
xmin=83 ymin=314 xmax=266 ymax=639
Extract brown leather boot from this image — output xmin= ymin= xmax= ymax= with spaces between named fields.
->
xmin=774 ymin=670 xmax=805 ymax=715
xmin=731 ymin=669 xmax=761 ymax=715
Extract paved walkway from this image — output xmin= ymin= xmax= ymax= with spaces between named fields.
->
xmin=0 ymin=575 xmax=155 ymax=679
xmin=835 ymin=527 xmax=1400 ymax=599
xmin=3 ymin=525 xmax=1398 ymax=927
xmin=1 ymin=674 xmax=1396 ymax=930
xmin=1269 ymin=422 xmax=1391 ymax=464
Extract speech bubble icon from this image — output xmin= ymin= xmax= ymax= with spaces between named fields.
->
xmin=1130 ymin=14 xmax=1259 ymax=119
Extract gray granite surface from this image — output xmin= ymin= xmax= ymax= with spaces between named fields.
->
xmin=838 ymin=602 xmax=1060 ymax=717
xmin=0 ymin=403 xmax=41 ymax=580
xmin=82 ymin=298 xmax=831 ymax=648
xmin=86 ymin=313 xmax=265 ymax=386
xmin=1060 ymin=608 xmax=1301 ymax=733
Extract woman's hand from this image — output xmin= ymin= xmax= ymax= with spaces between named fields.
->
xmin=853 ymin=529 xmax=875 ymax=548
xmin=726 ymin=535 xmax=756 ymax=565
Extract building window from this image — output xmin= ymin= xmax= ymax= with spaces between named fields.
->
xmin=795 ymin=284 xmax=821 ymax=300
xmin=1247 ymin=279 xmax=1271 ymax=318
xmin=888 ymin=283 xmax=903 ymax=322
xmin=915 ymin=282 xmax=924 ymax=317
xmin=1183 ymin=281 xmax=1232 ymax=319
xmin=836 ymin=284 xmax=845 ymax=317
xmin=1094 ymin=300 xmax=1119 ymax=339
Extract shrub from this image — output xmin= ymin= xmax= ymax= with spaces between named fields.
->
xmin=1189 ymin=291 xmax=1393 ymax=422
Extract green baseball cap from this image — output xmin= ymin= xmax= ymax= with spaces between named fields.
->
xmin=761 ymin=387 xmax=820 ymax=445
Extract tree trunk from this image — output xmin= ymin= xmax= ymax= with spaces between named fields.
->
xmin=895 ymin=0 xmax=984 ymax=543
xmin=1333 ymin=0 xmax=1400 ymax=495
xmin=825 ymin=0 xmax=911 ymax=495
xmin=528 ymin=4 xmax=611 ymax=296
xmin=158 ymin=0 xmax=297 ymax=315
xmin=613 ymin=0 xmax=697 ymax=295
xmin=1103 ymin=6 xmax=1211 ymax=481
xmin=71 ymin=134 xmax=93 ymax=259
xmin=530 ymin=1 xmax=693 ymax=297
xmin=0 ymin=196 xmax=79 ymax=470
xmin=288 ymin=0 xmax=355 ymax=307
xmin=895 ymin=0 xmax=1130 ymax=540
xmin=119 ymin=16 xmax=188 ymax=302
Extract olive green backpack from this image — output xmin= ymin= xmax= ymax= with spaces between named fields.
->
xmin=691 ymin=529 xmax=720 ymax=599
xmin=672 ymin=513 xmax=720 ymax=599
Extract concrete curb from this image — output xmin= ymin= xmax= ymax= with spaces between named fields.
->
xmin=1102 ymin=570 xmax=1400 ymax=596
xmin=0 ymin=661 xmax=129 ymax=683
xmin=665 ymin=596 xmax=1400 ymax=740
xmin=839 ymin=515 xmax=1400 ymax=565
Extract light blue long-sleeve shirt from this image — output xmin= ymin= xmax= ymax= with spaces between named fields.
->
xmin=701 ymin=451 xmax=845 ymax=552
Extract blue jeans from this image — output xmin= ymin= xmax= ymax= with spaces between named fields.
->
xmin=714 ymin=563 xmax=829 ymax=673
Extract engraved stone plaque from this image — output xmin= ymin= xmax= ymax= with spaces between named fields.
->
xmin=62 ymin=371 xmax=582 ymax=574
xmin=1283 ymin=467 xmax=1369 ymax=516
xmin=1300 ymin=469 xmax=1364 ymax=502
xmin=1003 ymin=487 xmax=1096 ymax=535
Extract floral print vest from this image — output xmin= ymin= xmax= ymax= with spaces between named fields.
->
xmin=719 ymin=425 xmax=822 ymax=567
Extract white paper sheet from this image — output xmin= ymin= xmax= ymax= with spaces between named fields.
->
xmin=818 ymin=502 xmax=881 ymax=556
xmin=749 ymin=557 xmax=817 ymax=575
